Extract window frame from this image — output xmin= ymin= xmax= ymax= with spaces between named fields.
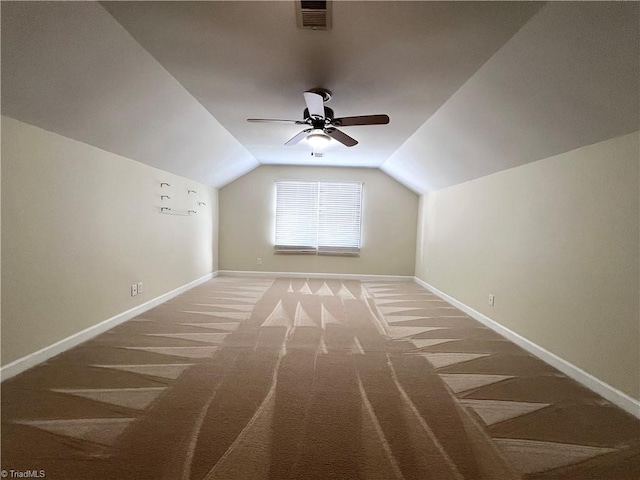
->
xmin=274 ymin=180 xmax=364 ymax=256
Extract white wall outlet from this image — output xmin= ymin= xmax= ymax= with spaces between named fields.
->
xmin=131 ymin=284 xmax=138 ymax=297
xmin=257 ymin=257 xmax=262 ymax=265
xmin=488 ymin=294 xmax=495 ymax=306
xmin=137 ymin=282 xmax=143 ymax=294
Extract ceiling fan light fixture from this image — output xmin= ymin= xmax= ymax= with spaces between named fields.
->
xmin=306 ymin=130 xmax=331 ymax=150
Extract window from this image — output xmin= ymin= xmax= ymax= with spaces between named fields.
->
xmin=275 ymin=180 xmax=363 ymax=255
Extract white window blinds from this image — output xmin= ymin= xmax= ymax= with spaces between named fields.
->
xmin=275 ymin=180 xmax=363 ymax=255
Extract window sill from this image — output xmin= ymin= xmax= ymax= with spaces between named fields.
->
xmin=274 ymin=249 xmax=360 ymax=257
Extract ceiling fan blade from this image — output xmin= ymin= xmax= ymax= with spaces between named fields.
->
xmin=326 ymin=128 xmax=358 ymax=147
xmin=332 ymin=114 xmax=390 ymax=127
xmin=247 ymin=118 xmax=306 ymax=124
xmin=303 ymin=91 xmax=325 ymax=119
xmin=285 ymin=129 xmax=312 ymax=146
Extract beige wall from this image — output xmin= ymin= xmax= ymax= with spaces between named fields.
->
xmin=1 ymin=117 xmax=218 ymax=365
xmin=416 ymin=132 xmax=640 ymax=400
xmin=219 ymin=165 xmax=418 ymax=276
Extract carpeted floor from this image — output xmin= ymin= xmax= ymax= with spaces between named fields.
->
xmin=2 ymin=276 xmax=639 ymax=479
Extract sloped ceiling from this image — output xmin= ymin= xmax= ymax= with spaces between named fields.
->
xmin=2 ymin=1 xmax=638 ymax=193
xmin=382 ymin=1 xmax=640 ymax=192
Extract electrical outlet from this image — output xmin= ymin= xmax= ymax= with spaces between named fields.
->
xmin=131 ymin=284 xmax=138 ymax=297
xmin=137 ymin=282 xmax=143 ymax=294
xmin=488 ymin=294 xmax=495 ymax=306
xmin=257 ymin=257 xmax=262 ymax=265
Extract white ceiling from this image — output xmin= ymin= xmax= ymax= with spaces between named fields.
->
xmin=2 ymin=1 xmax=638 ymax=193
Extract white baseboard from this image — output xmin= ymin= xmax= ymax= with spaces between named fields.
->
xmin=1 ymin=272 xmax=218 ymax=382
xmin=218 ymin=270 xmax=413 ymax=282
xmin=414 ymin=277 xmax=640 ymax=419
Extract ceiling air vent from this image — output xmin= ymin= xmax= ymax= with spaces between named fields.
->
xmin=296 ymin=0 xmax=332 ymax=30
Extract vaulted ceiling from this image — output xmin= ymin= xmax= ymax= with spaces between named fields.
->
xmin=2 ymin=1 xmax=638 ymax=193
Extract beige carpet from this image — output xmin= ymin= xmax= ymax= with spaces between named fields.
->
xmin=2 ymin=276 xmax=639 ymax=479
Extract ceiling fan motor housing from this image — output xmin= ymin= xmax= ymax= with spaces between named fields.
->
xmin=303 ymin=107 xmax=334 ymax=127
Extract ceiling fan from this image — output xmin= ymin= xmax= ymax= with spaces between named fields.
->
xmin=247 ymin=88 xmax=389 ymax=149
